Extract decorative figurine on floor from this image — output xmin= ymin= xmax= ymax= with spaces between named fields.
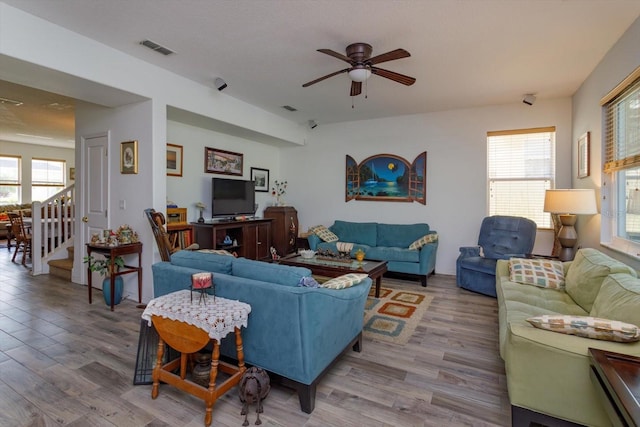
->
xmin=239 ymin=367 xmax=270 ymax=426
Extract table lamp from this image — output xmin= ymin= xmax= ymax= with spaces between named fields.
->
xmin=543 ymin=189 xmax=597 ymax=261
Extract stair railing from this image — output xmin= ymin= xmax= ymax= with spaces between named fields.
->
xmin=31 ymin=184 xmax=76 ymax=275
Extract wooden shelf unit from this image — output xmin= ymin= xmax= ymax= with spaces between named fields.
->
xmin=166 ymin=208 xmax=192 ymax=250
xmin=264 ymin=206 xmax=298 ymax=256
xmin=191 ymin=219 xmax=272 ymax=260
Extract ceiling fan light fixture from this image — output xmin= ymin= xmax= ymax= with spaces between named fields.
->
xmin=348 ymin=68 xmax=372 ymax=82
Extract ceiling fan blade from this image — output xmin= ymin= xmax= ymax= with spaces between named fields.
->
xmin=350 ymin=81 xmax=362 ymax=97
xmin=317 ymin=49 xmax=354 ymax=64
xmin=368 ymin=48 xmax=410 ymax=65
xmin=302 ymin=68 xmax=349 ymax=87
xmin=371 ymin=67 xmax=416 ymax=86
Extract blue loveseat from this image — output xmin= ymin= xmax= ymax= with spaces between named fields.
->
xmin=151 ymin=250 xmax=372 ymax=413
xmin=307 ymin=220 xmax=438 ymax=286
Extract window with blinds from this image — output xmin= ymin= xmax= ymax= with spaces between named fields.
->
xmin=602 ymin=66 xmax=640 ymax=243
xmin=487 ymin=127 xmax=556 ymax=228
xmin=32 ymin=158 xmax=65 ymax=201
xmin=0 ymin=155 xmax=21 ymax=205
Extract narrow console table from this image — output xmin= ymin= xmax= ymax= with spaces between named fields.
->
xmin=589 ymin=347 xmax=640 ymax=426
xmin=142 ymin=290 xmax=251 ymax=427
xmin=86 ymin=242 xmax=142 ymax=311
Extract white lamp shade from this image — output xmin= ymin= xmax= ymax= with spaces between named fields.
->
xmin=348 ymin=68 xmax=372 ymax=82
xmin=543 ymin=189 xmax=597 ymax=214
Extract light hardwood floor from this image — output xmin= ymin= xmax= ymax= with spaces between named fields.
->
xmin=0 ymin=244 xmax=511 ymax=426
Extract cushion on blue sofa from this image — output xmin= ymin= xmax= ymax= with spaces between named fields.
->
xmin=331 ymin=220 xmax=377 ymax=246
xmin=232 ymin=257 xmax=311 ymax=287
xmin=377 ymin=223 xmax=430 ymax=248
xmin=366 ymin=246 xmax=420 ymax=263
xmin=170 ymin=250 xmax=233 ymax=274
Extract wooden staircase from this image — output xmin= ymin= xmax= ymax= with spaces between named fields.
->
xmin=48 ymin=246 xmax=74 ymax=281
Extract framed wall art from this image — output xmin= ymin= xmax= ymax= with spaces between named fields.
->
xmin=120 ymin=140 xmax=138 ymax=174
xmin=251 ymin=167 xmax=270 ymax=192
xmin=166 ymin=143 xmax=183 ymax=177
xmin=345 ymin=152 xmax=427 ymax=204
xmin=69 ymin=167 xmax=75 ymax=181
xmin=578 ymin=132 xmax=590 ymax=179
xmin=205 ymin=147 xmax=243 ymax=176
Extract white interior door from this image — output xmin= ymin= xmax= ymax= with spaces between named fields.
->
xmin=82 ymin=133 xmax=109 ymax=284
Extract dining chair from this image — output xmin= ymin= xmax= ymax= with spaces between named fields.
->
xmin=7 ymin=211 xmax=32 ymax=265
xmin=144 ymin=208 xmax=198 ymax=261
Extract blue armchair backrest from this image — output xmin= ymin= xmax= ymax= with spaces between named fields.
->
xmin=477 ymin=216 xmax=537 ymax=259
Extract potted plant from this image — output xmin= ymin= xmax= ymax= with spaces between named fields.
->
xmin=83 ymin=255 xmax=125 ymax=306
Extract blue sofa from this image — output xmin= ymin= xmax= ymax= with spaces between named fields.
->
xmin=151 ymin=250 xmax=372 ymax=413
xmin=307 ymin=220 xmax=438 ymax=286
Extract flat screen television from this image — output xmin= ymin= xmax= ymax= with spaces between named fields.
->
xmin=211 ymin=177 xmax=256 ymax=218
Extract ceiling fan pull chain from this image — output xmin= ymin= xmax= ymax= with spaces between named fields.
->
xmin=365 ymin=78 xmax=368 ymax=99
xmin=351 ymin=96 xmax=354 ymax=109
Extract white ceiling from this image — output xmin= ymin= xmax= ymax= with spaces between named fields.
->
xmin=2 ymin=0 xmax=640 ymax=147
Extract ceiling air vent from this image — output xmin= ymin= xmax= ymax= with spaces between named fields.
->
xmin=281 ymin=105 xmax=297 ymax=112
xmin=140 ymin=39 xmax=174 ymax=56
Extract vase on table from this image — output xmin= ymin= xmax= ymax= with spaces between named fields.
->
xmin=102 ymin=276 xmax=124 ymax=306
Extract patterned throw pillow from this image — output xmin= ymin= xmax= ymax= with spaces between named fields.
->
xmin=509 ymin=258 xmax=565 ymax=289
xmin=526 ymin=315 xmax=640 ymax=343
xmin=408 ymin=233 xmax=438 ymax=250
xmin=320 ymin=273 xmax=368 ymax=290
xmin=309 ymin=225 xmax=339 ymax=243
xmin=197 ymin=249 xmax=234 ymax=256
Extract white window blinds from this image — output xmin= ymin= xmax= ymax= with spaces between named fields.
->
xmin=487 ymin=127 xmax=556 ymax=228
xmin=603 ymin=75 xmax=640 ymax=173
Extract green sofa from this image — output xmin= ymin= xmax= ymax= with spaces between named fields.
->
xmin=497 ymin=248 xmax=640 ymax=426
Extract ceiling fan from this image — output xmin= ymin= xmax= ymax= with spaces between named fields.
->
xmin=302 ymin=42 xmax=416 ymax=96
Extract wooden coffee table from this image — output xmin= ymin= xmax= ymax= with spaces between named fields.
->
xmin=279 ymin=254 xmax=388 ymax=297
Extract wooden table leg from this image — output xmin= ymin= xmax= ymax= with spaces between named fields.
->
xmin=204 ymin=340 xmax=220 ymax=427
xmin=235 ymin=327 xmax=246 ymax=372
xmin=151 ymin=336 xmax=164 ymax=399
xmin=375 ymin=275 xmax=382 ymax=298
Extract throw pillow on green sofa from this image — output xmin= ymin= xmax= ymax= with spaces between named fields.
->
xmin=527 ymin=314 xmax=640 ymax=343
xmin=591 ymin=273 xmax=640 ymax=327
xmin=509 ymin=258 xmax=565 ymax=289
xmin=565 ymin=248 xmax=637 ymax=312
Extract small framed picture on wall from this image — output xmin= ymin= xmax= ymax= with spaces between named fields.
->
xmin=166 ymin=143 xmax=183 ymax=177
xmin=120 ymin=140 xmax=138 ymax=174
xmin=578 ymin=132 xmax=590 ymax=179
xmin=251 ymin=167 xmax=270 ymax=192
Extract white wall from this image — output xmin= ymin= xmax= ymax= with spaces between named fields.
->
xmin=280 ymin=98 xmax=572 ymax=275
xmin=75 ymin=99 xmax=156 ymax=301
xmin=572 ymin=15 xmax=640 ymax=270
xmin=0 ymin=140 xmax=75 ymax=202
xmin=167 ymin=120 xmax=280 ymax=222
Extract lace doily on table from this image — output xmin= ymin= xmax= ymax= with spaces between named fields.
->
xmin=142 ymin=290 xmax=251 ymax=341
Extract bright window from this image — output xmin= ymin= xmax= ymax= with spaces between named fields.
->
xmin=602 ymin=67 xmax=640 ymax=247
xmin=487 ymin=127 xmax=556 ymax=228
xmin=32 ymin=158 xmax=65 ymax=201
xmin=0 ymin=155 xmax=21 ymax=205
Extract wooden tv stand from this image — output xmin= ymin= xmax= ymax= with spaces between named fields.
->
xmin=191 ymin=219 xmax=272 ymax=261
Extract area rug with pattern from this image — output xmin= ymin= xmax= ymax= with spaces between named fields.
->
xmin=363 ymin=281 xmax=433 ymax=345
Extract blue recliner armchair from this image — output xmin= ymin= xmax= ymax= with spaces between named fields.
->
xmin=456 ymin=216 xmax=537 ymax=297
